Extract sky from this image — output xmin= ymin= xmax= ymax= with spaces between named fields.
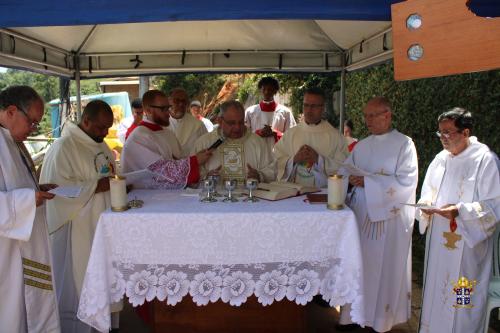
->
xmin=0 ymin=67 xmax=7 ymax=73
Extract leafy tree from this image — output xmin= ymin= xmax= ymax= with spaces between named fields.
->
xmin=0 ymin=68 xmax=59 ymax=135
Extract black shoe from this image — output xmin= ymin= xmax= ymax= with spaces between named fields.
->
xmin=335 ymin=323 xmax=360 ymax=331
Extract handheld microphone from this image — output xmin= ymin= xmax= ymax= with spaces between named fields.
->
xmin=208 ymin=136 xmax=225 ymax=150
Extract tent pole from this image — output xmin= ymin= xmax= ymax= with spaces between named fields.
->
xmin=339 ymin=54 xmax=346 ymax=134
xmin=58 ymin=77 xmax=70 ymax=138
xmin=75 ymin=56 xmax=82 ymax=122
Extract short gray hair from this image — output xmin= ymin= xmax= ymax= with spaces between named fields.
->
xmin=218 ymin=100 xmax=244 ymax=118
xmin=0 ymin=85 xmax=42 ymax=112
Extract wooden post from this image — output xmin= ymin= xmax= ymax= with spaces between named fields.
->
xmin=391 ymin=0 xmax=500 ymax=80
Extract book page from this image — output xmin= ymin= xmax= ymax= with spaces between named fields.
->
xmin=48 ymin=186 xmax=82 ymax=198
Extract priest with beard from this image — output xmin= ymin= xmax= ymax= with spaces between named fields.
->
xmin=121 ymin=89 xmax=212 ymax=189
xmin=40 ymin=99 xmax=119 ymax=332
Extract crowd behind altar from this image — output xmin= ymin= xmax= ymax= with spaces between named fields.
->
xmin=0 ymin=77 xmax=499 ymax=333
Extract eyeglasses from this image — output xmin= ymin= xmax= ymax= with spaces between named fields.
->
xmin=149 ymin=105 xmax=170 ymax=112
xmin=363 ymin=110 xmax=388 ymax=120
xmin=435 ymin=130 xmax=461 ymax=139
xmin=303 ymin=103 xmax=324 ymax=110
xmin=17 ymin=106 xmax=40 ymax=130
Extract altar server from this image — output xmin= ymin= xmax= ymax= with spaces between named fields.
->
xmin=245 ymin=76 xmax=296 ymax=150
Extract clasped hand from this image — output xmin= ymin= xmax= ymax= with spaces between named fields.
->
xmin=293 ymin=145 xmax=318 ymax=165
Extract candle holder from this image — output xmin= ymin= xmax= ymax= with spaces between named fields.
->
xmin=223 ymin=179 xmax=238 ymax=202
xmin=200 ymin=179 xmax=217 ymax=203
xmin=327 ymin=174 xmax=345 ymax=210
xmin=243 ymin=178 xmax=259 ymax=203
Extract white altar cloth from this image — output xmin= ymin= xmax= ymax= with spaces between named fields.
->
xmin=77 ymin=190 xmax=364 ymax=332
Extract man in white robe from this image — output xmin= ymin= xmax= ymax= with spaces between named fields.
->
xmin=41 ymin=100 xmax=119 ymax=333
xmin=117 ymin=98 xmax=143 ymax=143
xmin=0 ymin=85 xmax=60 ymax=332
xmin=192 ymin=100 xmax=275 ymax=183
xmin=274 ymin=87 xmax=348 ymax=188
xmin=168 ymin=88 xmax=207 ymax=157
xmin=190 ymin=100 xmax=214 ymax=132
xmin=121 ymin=90 xmax=212 ymax=188
xmin=417 ymin=108 xmax=500 ymax=333
xmin=245 ymin=76 xmax=296 ymax=150
xmin=338 ymin=97 xmax=418 ymax=332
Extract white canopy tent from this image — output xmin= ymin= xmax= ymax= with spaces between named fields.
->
xmin=0 ymin=0 xmax=401 ymax=126
xmin=0 ymin=20 xmax=392 ymax=78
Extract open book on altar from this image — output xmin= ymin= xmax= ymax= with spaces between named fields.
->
xmin=253 ymin=181 xmax=320 ymax=201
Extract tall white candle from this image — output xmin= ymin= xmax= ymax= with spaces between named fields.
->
xmin=327 ymin=174 xmax=344 ymax=210
xmin=110 ymin=175 xmax=128 ymax=211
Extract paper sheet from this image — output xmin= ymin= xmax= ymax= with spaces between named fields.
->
xmin=400 ymin=203 xmax=437 ymax=210
xmin=48 ymin=186 xmax=82 ymax=198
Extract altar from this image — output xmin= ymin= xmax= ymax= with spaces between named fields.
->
xmin=77 ymin=189 xmax=364 ymax=332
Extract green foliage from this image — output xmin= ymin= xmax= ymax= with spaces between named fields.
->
xmin=70 ymin=79 xmax=101 ymax=96
xmin=0 ymin=69 xmax=60 ymax=135
xmin=153 ymin=74 xmax=225 ymax=102
xmin=345 ymin=63 xmax=500 ymax=179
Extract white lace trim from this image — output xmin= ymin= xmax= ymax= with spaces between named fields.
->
xmin=78 ymin=260 xmax=363 ymax=331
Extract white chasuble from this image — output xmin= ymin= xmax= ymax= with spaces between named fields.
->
xmin=0 ymin=127 xmax=60 ymax=333
xmin=192 ymin=129 xmax=276 ymax=183
xmin=168 ymin=112 xmax=207 ymax=158
xmin=339 ymin=129 xmax=418 ymax=332
xmin=121 ymin=122 xmax=194 ymax=189
xmin=40 ymin=122 xmax=117 ymax=333
xmin=274 ymin=120 xmax=348 ymax=188
xmin=417 ymin=137 xmax=500 ymax=333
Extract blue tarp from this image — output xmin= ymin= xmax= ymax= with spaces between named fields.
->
xmin=0 ymin=0 xmax=498 ymax=28
xmin=1 ymin=0 xmax=404 ymax=27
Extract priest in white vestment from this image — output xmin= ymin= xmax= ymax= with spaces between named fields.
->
xmin=338 ymin=97 xmax=418 ymax=332
xmin=245 ymin=76 xmax=296 ymax=150
xmin=417 ymin=108 xmax=500 ymax=333
xmin=274 ymin=87 xmax=348 ymax=188
xmin=192 ymin=100 xmax=276 ymax=183
xmin=168 ymin=88 xmax=207 ymax=157
xmin=0 ymin=85 xmax=60 ymax=333
xmin=41 ymin=100 xmax=120 ymax=333
xmin=121 ymin=90 xmax=212 ymax=188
